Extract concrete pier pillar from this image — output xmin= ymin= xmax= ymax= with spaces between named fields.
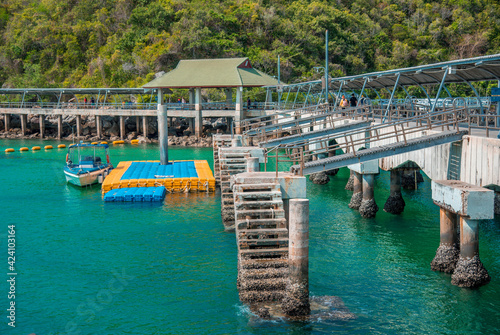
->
xmin=57 ymin=115 xmax=62 ymax=140
xmin=119 ymin=116 xmax=125 ymax=140
xmin=451 ymin=217 xmax=491 ymax=287
xmin=282 ymin=199 xmax=310 ymax=316
xmin=20 ymin=114 xmax=27 ymax=135
xmin=231 ymin=137 xmax=242 ymax=147
xmin=432 ymin=180 xmax=494 ymax=288
xmin=96 ymin=116 xmax=102 ymax=139
xmin=402 ymin=168 xmax=424 ymax=190
xmin=76 ymin=115 xmax=81 ymax=139
xmin=246 ymin=157 xmax=259 ymax=172
xmin=494 ymin=192 xmax=500 ymax=215
xmin=4 ymin=114 xmax=10 ymax=131
xmin=348 ymin=172 xmax=363 ymax=210
xmin=39 ymin=114 xmax=45 ymax=138
xmin=359 ymin=174 xmax=379 ymax=218
xmin=142 ymin=116 xmax=149 ymax=138
xmin=345 ymin=169 xmax=354 ymax=191
xmin=136 ymin=116 xmax=140 ymax=134
xmin=383 ymin=169 xmax=405 ymax=214
xmin=431 ymin=209 xmax=459 ymax=273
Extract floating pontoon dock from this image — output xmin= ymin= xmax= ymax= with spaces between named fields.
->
xmin=101 ymin=160 xmax=216 ymax=197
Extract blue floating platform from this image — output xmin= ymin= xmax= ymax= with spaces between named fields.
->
xmin=120 ymin=161 xmax=198 ymax=180
xmin=104 ymin=186 xmax=167 ymax=202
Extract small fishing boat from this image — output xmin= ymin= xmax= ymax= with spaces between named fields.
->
xmin=63 ymin=143 xmax=113 ymax=187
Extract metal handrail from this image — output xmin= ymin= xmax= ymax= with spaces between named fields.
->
xmin=246 ymin=105 xmax=375 ymax=145
xmin=273 ymin=107 xmax=469 ymax=172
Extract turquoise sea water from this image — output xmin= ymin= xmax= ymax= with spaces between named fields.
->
xmin=1 ymin=139 xmax=499 ymax=335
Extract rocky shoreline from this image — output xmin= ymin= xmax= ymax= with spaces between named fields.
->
xmin=0 ymin=114 xmax=230 ymax=148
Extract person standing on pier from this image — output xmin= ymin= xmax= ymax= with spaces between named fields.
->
xmin=350 ymin=93 xmax=358 ymax=107
xmin=340 ymin=95 xmax=348 ymax=115
xmin=84 ymin=97 xmax=87 ymax=108
xmin=247 ymin=97 xmax=251 ymax=109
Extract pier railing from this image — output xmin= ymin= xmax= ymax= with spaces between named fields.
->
xmin=239 ymin=103 xmax=375 ymax=144
xmin=0 ymin=101 xmax=158 ymax=110
xmin=265 ymin=106 xmax=470 ymax=175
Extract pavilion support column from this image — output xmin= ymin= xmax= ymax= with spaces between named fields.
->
xmin=96 ymin=115 xmax=102 ymax=139
xmin=225 ymin=88 xmax=233 ymax=109
xmin=136 ymin=116 xmax=140 ymax=134
xmin=189 ymin=88 xmax=195 ymax=104
xmin=158 ymin=89 xmax=168 ymax=165
xmin=143 ymin=116 xmax=149 ymax=138
xmin=383 ymin=169 xmax=405 ymax=214
xmin=76 ymin=115 xmax=81 ymax=139
xmin=119 ymin=116 xmax=125 ymax=140
xmin=235 ymin=86 xmax=243 ymax=134
xmin=4 ymin=114 xmax=10 ymax=131
xmin=195 ymin=87 xmax=203 ymax=137
xmin=20 ymin=114 xmax=27 ymax=136
xmin=348 ymin=172 xmax=363 ymax=210
xmin=431 ymin=208 xmax=459 ymax=273
xmin=39 ymin=114 xmax=45 ymax=138
xmin=359 ymin=174 xmax=379 ymax=218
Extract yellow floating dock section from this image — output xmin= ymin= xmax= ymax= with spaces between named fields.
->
xmin=102 ymin=160 xmax=216 ymax=195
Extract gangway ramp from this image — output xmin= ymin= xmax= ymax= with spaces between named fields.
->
xmin=258 ymin=120 xmax=371 ymax=148
xmin=290 ymin=130 xmax=468 ymax=175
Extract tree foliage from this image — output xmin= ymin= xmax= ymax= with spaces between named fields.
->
xmin=0 ymin=0 xmax=499 ymax=89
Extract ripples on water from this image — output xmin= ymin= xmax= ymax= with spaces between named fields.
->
xmin=0 ymin=139 xmax=499 ymax=334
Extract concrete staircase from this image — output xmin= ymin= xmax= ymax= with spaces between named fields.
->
xmin=212 ymin=135 xmax=233 ymax=185
xmin=233 ymin=182 xmax=290 ymax=303
xmin=219 ymin=151 xmax=249 ymax=231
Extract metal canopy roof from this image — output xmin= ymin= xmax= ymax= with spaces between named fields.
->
xmin=332 ymin=53 xmax=500 ymax=91
xmin=143 ymin=57 xmax=279 ymax=88
xmin=0 ymin=88 xmax=161 ymax=95
xmin=272 ymin=53 xmax=500 ymax=93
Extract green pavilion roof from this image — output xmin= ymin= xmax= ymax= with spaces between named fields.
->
xmin=143 ymin=57 xmax=279 ymax=89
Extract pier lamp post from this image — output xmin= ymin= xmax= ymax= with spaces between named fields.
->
xmin=314 ymin=67 xmax=328 ymax=105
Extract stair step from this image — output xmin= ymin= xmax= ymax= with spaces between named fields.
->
xmin=235 ymin=200 xmax=283 ymax=210
xmin=240 ymin=247 xmax=289 ymax=258
xmin=234 ymin=183 xmax=281 ymax=192
xmin=237 ymin=228 xmax=288 ymax=238
xmin=239 ymin=238 xmax=288 ymax=249
xmin=236 ymin=210 xmax=285 ymax=220
xmin=235 ymin=191 xmax=282 ymax=201
xmin=239 ymin=267 xmax=289 ymax=280
xmin=238 ymin=290 xmax=285 ymax=303
xmin=239 ymin=258 xmax=289 ymax=269
xmin=238 ymin=277 xmax=287 ymax=291
xmin=236 ymin=218 xmax=287 ymax=230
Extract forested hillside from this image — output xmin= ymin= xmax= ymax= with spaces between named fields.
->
xmin=0 ymin=0 xmax=499 ymax=89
